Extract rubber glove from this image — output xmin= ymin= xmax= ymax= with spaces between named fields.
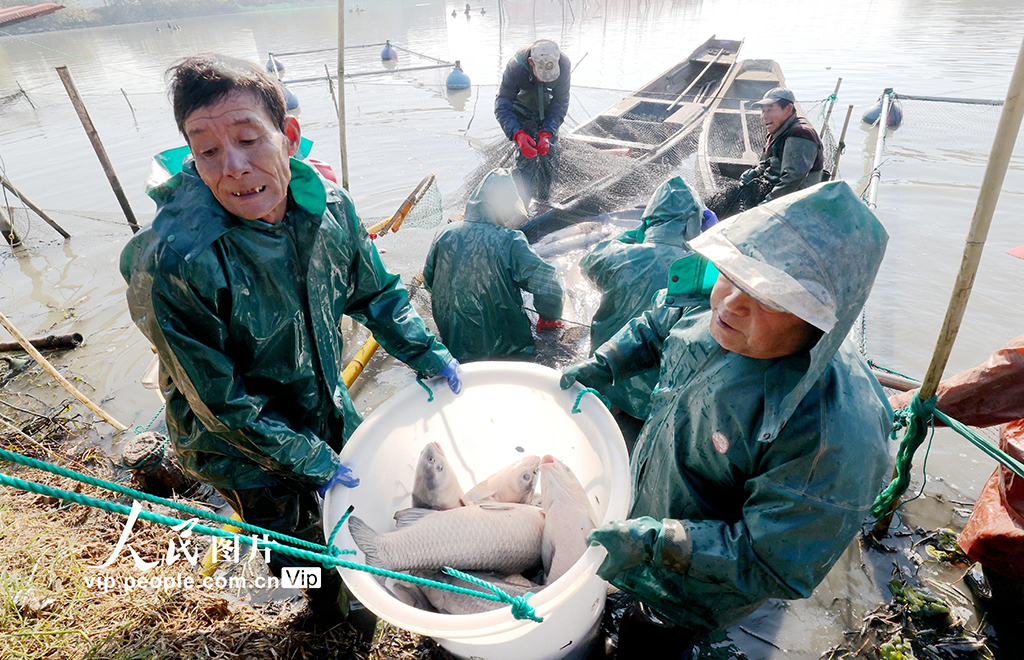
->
xmin=537 ymin=131 xmax=553 ymax=156
xmin=588 ymin=518 xmax=691 ymax=581
xmin=701 ymin=208 xmax=719 ymax=232
xmin=559 ymin=355 xmax=614 ymax=391
xmin=439 ymin=358 xmax=462 ymax=395
xmin=316 ymin=463 xmax=360 ymax=498
xmin=513 ymin=130 xmax=538 ymax=159
xmin=536 ymin=318 xmax=564 ymax=331
xmin=738 ymin=168 xmax=756 ymax=185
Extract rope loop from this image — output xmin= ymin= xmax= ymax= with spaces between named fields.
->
xmin=442 ymin=567 xmax=543 ymax=622
xmin=326 ymin=505 xmax=355 ymax=558
xmin=571 ymin=387 xmax=611 ymax=414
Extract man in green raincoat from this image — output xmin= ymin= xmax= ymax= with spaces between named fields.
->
xmin=580 ymin=176 xmax=713 ymax=421
xmin=561 ymin=181 xmax=892 ymax=651
xmin=120 ymin=55 xmax=460 ymax=622
xmin=423 ymin=168 xmax=564 ymax=362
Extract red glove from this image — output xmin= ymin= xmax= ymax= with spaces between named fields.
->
xmin=537 ymin=131 xmax=552 ymax=156
xmin=536 ymin=318 xmax=564 ymax=331
xmin=514 ymin=130 xmax=538 ymax=159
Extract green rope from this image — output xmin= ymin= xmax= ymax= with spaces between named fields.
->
xmin=0 ymin=446 xmax=332 ymax=555
xmin=442 ymin=567 xmax=542 ymax=622
xmin=133 ymin=403 xmax=166 ymax=435
xmin=935 ymin=409 xmax=1024 ymax=478
xmin=0 ymin=459 xmax=542 ymax=621
xmin=326 ymin=505 xmax=354 ymax=550
xmin=871 ymin=394 xmax=1024 ymax=520
xmin=871 ymin=391 xmax=937 ymax=518
xmin=571 ymin=388 xmax=611 ymax=414
xmin=415 ymin=377 xmax=434 ymax=402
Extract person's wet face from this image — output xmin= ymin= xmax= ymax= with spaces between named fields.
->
xmin=709 ymin=275 xmax=818 ymax=359
xmin=185 ymin=91 xmax=300 ymax=224
xmin=760 ymin=101 xmax=794 ymax=134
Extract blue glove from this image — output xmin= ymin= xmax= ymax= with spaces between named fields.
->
xmin=440 ymin=358 xmax=462 ymax=395
xmin=587 ymin=517 xmax=662 ymax=580
xmin=701 ymin=208 xmax=719 ymax=232
xmin=316 ymin=463 xmax=360 ymax=498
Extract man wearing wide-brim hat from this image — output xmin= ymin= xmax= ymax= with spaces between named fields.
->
xmin=736 ymin=86 xmax=826 ymax=209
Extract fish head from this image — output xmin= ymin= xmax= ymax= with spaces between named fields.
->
xmin=495 ymin=455 xmax=540 ymax=503
xmin=412 ymin=442 xmax=466 ymax=509
xmin=539 ymin=455 xmax=593 ymax=519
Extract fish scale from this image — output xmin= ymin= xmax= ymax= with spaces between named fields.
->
xmin=356 ymin=504 xmax=545 ymax=574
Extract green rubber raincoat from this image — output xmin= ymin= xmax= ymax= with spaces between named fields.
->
xmin=121 ymin=158 xmax=453 ymax=491
xmin=423 ymin=169 xmax=563 ymax=362
xmin=580 ymin=176 xmax=707 ymax=419
xmin=592 ymin=182 xmax=892 ymax=634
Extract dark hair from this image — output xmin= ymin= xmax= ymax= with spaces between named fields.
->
xmin=166 ymin=53 xmax=287 ymax=138
xmin=777 ymin=99 xmax=794 ymax=111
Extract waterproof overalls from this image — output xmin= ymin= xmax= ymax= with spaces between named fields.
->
xmin=580 ymin=176 xmax=707 ymax=420
xmin=423 ymin=169 xmax=563 ymax=362
xmin=588 ymin=182 xmax=892 ymax=636
xmin=121 ymin=158 xmax=453 ymax=580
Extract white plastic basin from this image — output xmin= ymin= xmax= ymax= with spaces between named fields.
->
xmin=323 ymin=361 xmax=631 ymax=660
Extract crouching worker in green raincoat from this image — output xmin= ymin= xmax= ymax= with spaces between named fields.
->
xmin=120 ymin=54 xmax=460 ymax=626
xmin=423 ymin=169 xmax=564 ymax=362
xmin=580 ymin=176 xmax=715 ymax=423
xmin=560 ymin=181 xmax=892 ymax=654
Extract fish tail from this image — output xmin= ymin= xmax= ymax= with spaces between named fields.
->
xmin=348 ymin=515 xmax=381 ymax=567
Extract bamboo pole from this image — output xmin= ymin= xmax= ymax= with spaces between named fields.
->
xmin=0 ymin=310 xmax=126 ymax=432
xmin=338 ymin=3 xmax=350 ymax=190
xmin=55 ymin=66 xmax=140 ymax=234
xmin=819 ymin=77 xmax=842 ymax=136
xmin=865 ymin=88 xmax=891 ymax=209
xmin=829 ymin=104 xmax=854 ymax=181
xmin=873 ymin=34 xmax=1024 ymax=535
xmin=0 ymin=174 xmax=71 ymax=238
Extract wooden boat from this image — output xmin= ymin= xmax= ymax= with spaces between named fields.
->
xmin=694 ymin=58 xmax=797 ymax=190
xmin=565 ymin=35 xmax=743 ymax=157
xmin=539 ymin=36 xmax=743 ymax=216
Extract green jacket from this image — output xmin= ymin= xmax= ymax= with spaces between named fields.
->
xmin=121 ymin=158 xmax=452 ymax=491
xmin=580 ymin=176 xmax=707 ymax=419
xmin=423 ymin=169 xmax=562 ymax=362
xmin=592 ymin=181 xmax=892 ymax=633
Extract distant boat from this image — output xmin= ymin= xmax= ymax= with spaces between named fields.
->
xmin=547 ymin=35 xmax=742 ymax=215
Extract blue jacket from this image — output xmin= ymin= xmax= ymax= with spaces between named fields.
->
xmin=494 ymin=43 xmax=571 ymax=139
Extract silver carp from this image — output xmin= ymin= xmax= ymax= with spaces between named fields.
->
xmin=465 ymin=455 xmax=540 ymax=504
xmin=412 ymin=442 xmax=468 ymax=510
xmin=419 ymin=570 xmax=543 ymax=615
xmin=539 ymin=455 xmax=598 ymax=584
xmin=348 ymin=502 xmax=545 ymax=574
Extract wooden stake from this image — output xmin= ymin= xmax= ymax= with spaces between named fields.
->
xmin=337 ymin=4 xmax=350 ymax=190
xmin=0 ymin=174 xmax=71 ymax=238
xmin=0 ymin=309 xmax=127 ymax=432
xmin=0 ymin=204 xmax=20 ymax=247
xmin=819 ymin=77 xmax=842 ymax=136
xmin=55 ymin=66 xmax=140 ymax=234
xmin=829 ymin=104 xmax=854 ymax=180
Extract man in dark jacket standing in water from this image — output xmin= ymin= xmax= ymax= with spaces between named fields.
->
xmin=120 ymin=54 xmax=461 ymax=625
xmin=494 ymin=39 xmax=571 ymax=203
xmin=739 ymin=86 xmax=825 ymax=207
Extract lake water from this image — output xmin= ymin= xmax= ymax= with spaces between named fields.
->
xmin=2 ymin=0 xmax=1024 ymax=656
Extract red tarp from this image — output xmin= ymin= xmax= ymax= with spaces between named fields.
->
xmin=0 ymin=3 xmax=65 ymax=28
